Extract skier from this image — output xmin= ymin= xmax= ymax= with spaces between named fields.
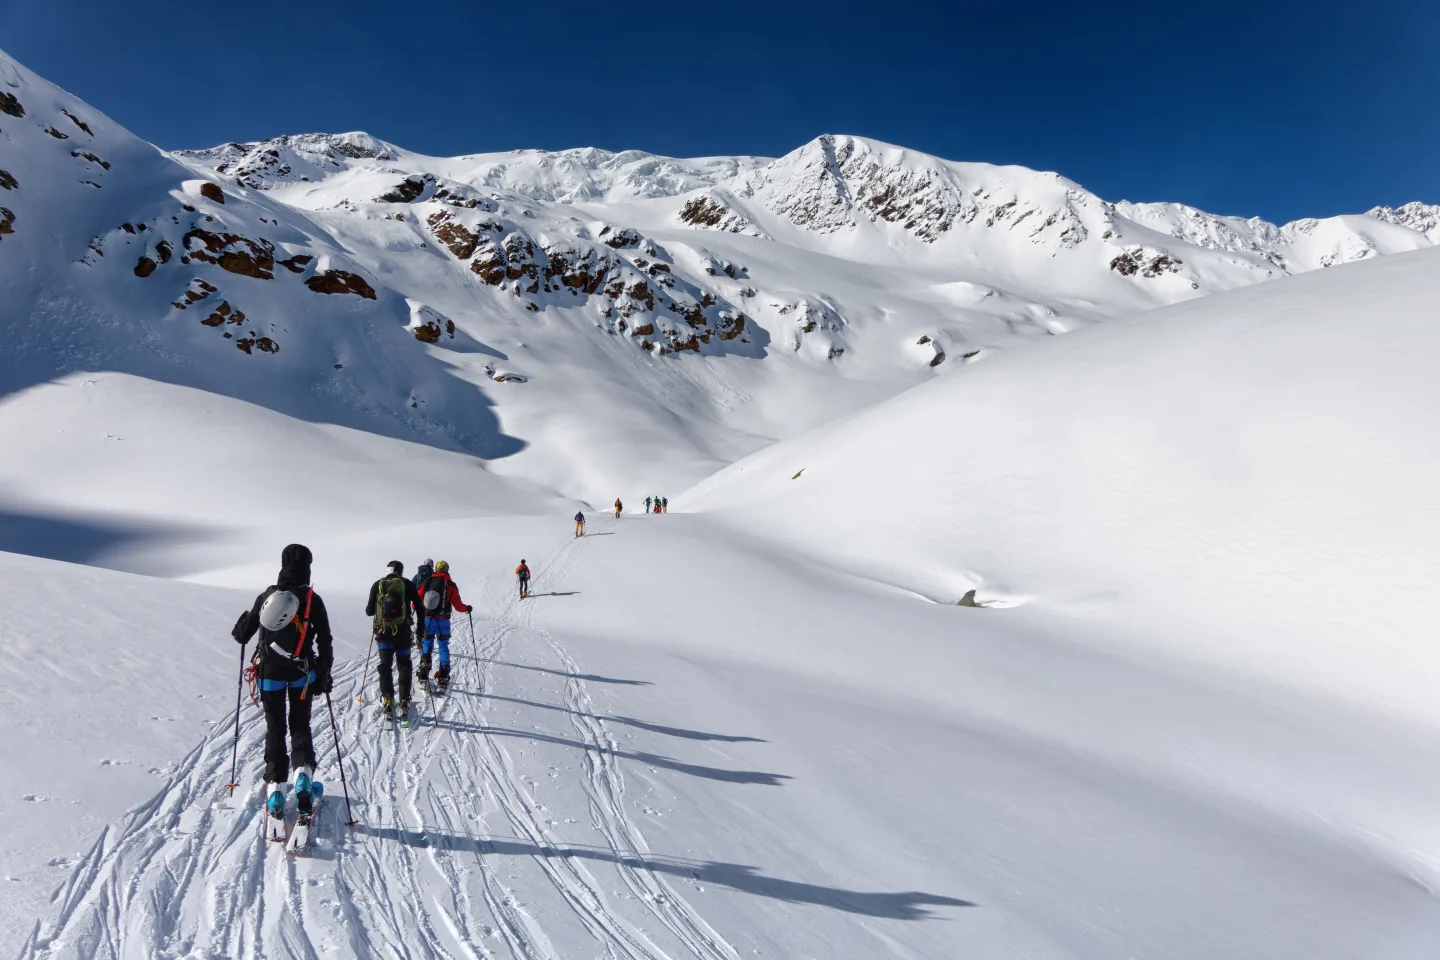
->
xmin=417 ymin=560 xmax=470 ymax=694
xmin=614 ymin=498 xmax=623 ymax=518
xmin=653 ymin=499 xmax=661 ymax=514
xmin=574 ymin=511 xmax=586 ymax=537
xmin=645 ymin=496 xmax=652 ymax=513
xmin=230 ymin=543 xmax=333 ymax=826
xmin=516 ymin=559 xmax=531 ymax=599
xmin=662 ymin=497 xmax=669 ymax=513
xmin=365 ymin=560 xmax=421 ymax=725
xmin=410 ymin=558 xmax=433 ymax=647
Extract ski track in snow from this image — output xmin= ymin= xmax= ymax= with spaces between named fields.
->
xmin=20 ymin=522 xmax=737 ymax=960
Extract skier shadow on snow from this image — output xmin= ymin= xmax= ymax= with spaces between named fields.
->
xmin=354 ymin=827 xmax=973 ymax=919
xmin=486 ymin=660 xmax=651 ymax=685
xmin=457 ymin=691 xmax=765 ymax=743
xmin=437 ymin=721 xmax=788 ymax=785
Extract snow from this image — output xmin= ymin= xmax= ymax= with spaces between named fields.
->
xmin=5 ymin=43 xmax=1440 ymax=960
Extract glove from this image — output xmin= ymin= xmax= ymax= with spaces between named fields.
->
xmin=231 ymin=611 xmax=251 ymax=644
xmin=313 ymin=667 xmax=333 ymax=696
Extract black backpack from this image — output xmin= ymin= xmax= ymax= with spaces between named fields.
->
xmin=421 ymin=573 xmax=451 ymax=616
xmin=374 ymin=576 xmax=408 ymax=633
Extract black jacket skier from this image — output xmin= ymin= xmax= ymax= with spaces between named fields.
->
xmin=232 ymin=543 xmax=334 ymax=785
xmin=365 ymin=561 xmax=422 ymax=709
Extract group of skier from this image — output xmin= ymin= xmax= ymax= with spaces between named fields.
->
xmin=230 ymin=503 xmax=663 ymax=847
xmin=230 ymin=546 xmax=474 ymax=843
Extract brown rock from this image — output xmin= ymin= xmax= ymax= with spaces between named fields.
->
xmin=679 ymin=197 xmax=724 ymax=227
xmin=427 ymin=213 xmax=479 ymax=259
xmin=62 ymin=110 xmax=93 ymax=135
xmin=631 ymin=322 xmax=655 ymax=337
xmin=602 ymin=227 xmax=642 ymax=249
xmin=0 ymin=93 xmax=23 ymax=117
xmin=198 ymin=182 xmax=225 ymax=204
xmin=71 ymin=150 xmax=110 ymax=170
xmin=183 ymin=229 xmax=275 ymax=279
xmin=46 ymin=127 xmax=69 ymax=140
xmin=718 ymin=314 xmax=746 ymax=341
xmin=156 ymin=240 xmax=173 ymax=264
xmin=929 ymin=351 xmax=946 ymax=367
xmin=376 ymin=176 xmax=428 ymax=203
xmin=279 ymin=254 xmax=313 ymax=274
xmin=413 ymin=322 xmax=442 ymax=344
xmin=305 ymin=270 xmax=377 ymax=299
xmin=0 ymin=170 xmax=16 ymax=191
xmin=0 ymin=207 xmax=14 ymax=238
xmin=133 ymin=256 xmax=157 ymax=278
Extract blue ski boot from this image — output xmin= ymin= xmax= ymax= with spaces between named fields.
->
xmin=266 ymin=786 xmax=285 ymax=819
xmin=294 ymin=767 xmax=315 ymax=816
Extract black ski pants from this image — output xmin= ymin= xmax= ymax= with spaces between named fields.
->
xmin=377 ymin=637 xmax=413 ymax=702
xmin=262 ymin=683 xmax=315 ymax=784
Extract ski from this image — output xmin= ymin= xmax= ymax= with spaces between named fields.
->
xmin=398 ymin=701 xmax=412 ymax=728
xmin=285 ymin=782 xmax=324 ymax=856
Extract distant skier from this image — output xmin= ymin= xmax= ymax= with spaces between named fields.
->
xmin=614 ymin=498 xmax=623 ymax=518
xmin=417 ymin=560 xmax=470 ymax=694
xmin=365 ymin=560 xmax=421 ymax=725
xmin=653 ymin=500 xmax=661 ymax=514
xmin=662 ymin=497 xmax=668 ymax=514
xmin=515 ymin=559 xmax=531 ymax=599
xmin=645 ymin=496 xmax=652 ymax=513
xmin=574 ymin=511 xmax=586 ymax=537
xmin=230 ymin=543 xmax=333 ymax=825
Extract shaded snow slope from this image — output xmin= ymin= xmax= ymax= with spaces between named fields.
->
xmin=686 ymin=247 xmax=1440 ymax=730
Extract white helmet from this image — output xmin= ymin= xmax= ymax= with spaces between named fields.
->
xmin=259 ymin=590 xmax=301 ymax=632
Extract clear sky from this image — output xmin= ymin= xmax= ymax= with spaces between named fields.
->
xmin=5 ymin=0 xmax=1437 ymax=223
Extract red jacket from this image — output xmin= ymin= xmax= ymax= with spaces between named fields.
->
xmin=421 ymin=572 xmax=470 ymax=617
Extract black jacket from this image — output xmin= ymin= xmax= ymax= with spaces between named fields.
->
xmin=366 ymin=574 xmax=422 ymax=638
xmin=234 ymin=543 xmax=334 ymax=683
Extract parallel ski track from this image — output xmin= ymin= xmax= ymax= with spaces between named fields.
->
xmin=20 ymin=518 xmax=737 ymax=960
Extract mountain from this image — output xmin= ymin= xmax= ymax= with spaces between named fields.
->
xmin=3 ymin=44 xmax=1436 ymax=511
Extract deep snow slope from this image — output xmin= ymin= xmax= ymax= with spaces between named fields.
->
xmin=5 ymin=46 xmax=1439 ymax=507
xmin=18 ymin=515 xmax=1440 ymax=960
xmin=686 ymin=246 xmax=1440 ymax=732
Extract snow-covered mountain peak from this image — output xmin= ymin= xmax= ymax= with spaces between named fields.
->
xmin=1367 ymin=201 xmax=1440 ymax=241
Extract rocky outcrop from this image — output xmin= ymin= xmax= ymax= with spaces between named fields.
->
xmin=600 ymin=226 xmax=642 ymax=249
xmin=71 ymin=150 xmax=110 ymax=170
xmin=376 ymin=175 xmax=432 ymax=203
xmin=427 ymin=212 xmax=480 ymax=259
xmin=62 ymin=110 xmax=92 ymax=135
xmin=1110 ymin=248 xmax=1182 ymax=278
xmin=0 ymin=170 xmax=16 ymax=191
xmin=305 ymin=269 xmax=377 ymax=298
xmin=182 ymin=229 xmax=275 ymax=279
xmin=0 ymin=93 xmax=23 ymax=117
xmin=279 ymin=254 xmax=312 ymax=274
xmin=198 ymin=182 xmax=225 ymax=204
xmin=235 ymin=336 xmax=278 ymax=355
xmin=171 ymin=278 xmax=217 ymax=309
xmin=0 ymin=207 xmax=14 ymax=238
xmin=134 ymin=256 xmax=157 ymax=277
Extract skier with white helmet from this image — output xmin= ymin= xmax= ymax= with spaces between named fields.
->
xmin=231 ymin=543 xmax=334 ymax=828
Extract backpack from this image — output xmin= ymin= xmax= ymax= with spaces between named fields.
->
xmin=422 ymin=573 xmax=450 ymax=616
xmin=374 ymin=576 xmax=408 ymax=634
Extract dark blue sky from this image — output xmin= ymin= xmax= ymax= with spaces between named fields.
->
xmin=6 ymin=0 xmax=1437 ymax=222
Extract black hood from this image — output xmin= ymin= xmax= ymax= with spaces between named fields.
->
xmin=277 ymin=543 xmax=313 ymax=589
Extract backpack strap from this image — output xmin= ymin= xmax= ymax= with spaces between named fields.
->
xmin=290 ymin=587 xmax=315 ymax=658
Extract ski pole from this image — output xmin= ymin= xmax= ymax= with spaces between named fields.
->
xmin=356 ymin=630 xmax=376 ymax=704
xmin=324 ymin=692 xmax=358 ymax=827
xmin=227 ymin=642 xmax=247 ymax=793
